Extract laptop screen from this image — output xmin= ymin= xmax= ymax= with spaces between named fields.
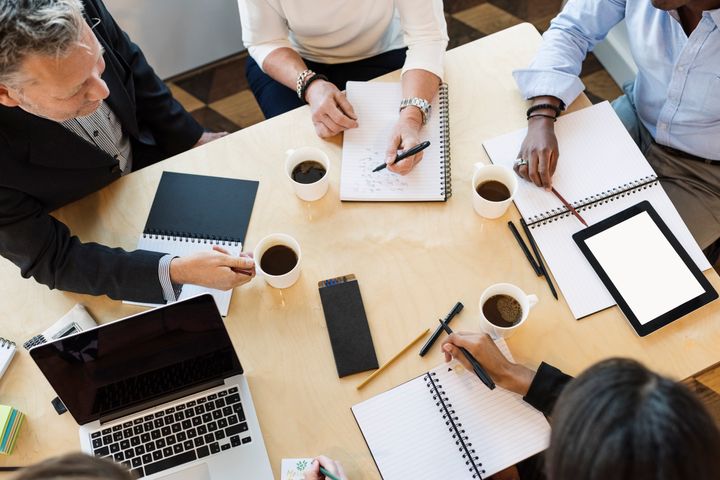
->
xmin=30 ymin=294 xmax=243 ymax=425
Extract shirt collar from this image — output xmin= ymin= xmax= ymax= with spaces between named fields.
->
xmin=708 ymin=8 xmax=720 ymax=28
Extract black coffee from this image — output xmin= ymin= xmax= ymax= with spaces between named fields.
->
xmin=476 ymin=180 xmax=511 ymax=202
xmin=260 ymin=245 xmax=298 ymax=276
xmin=483 ymin=294 xmax=523 ymax=327
xmin=291 ymin=161 xmax=326 ymax=184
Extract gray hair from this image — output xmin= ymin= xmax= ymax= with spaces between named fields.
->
xmin=0 ymin=0 xmax=86 ymax=86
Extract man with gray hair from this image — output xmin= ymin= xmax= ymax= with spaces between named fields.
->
xmin=0 ymin=0 xmax=256 ymax=302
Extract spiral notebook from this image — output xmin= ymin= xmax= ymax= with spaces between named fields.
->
xmin=482 ymin=102 xmax=709 ymax=319
xmin=126 ymin=171 xmax=259 ymax=315
xmin=0 ymin=338 xmax=15 ymax=380
xmin=352 ymin=340 xmax=550 ymax=479
xmin=340 ymin=81 xmax=451 ymax=201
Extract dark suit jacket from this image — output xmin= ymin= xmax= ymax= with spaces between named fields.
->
xmin=0 ymin=0 xmax=204 ymax=302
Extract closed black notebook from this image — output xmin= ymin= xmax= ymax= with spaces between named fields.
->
xmin=130 ymin=171 xmax=259 ymax=315
xmin=318 ymin=276 xmax=379 ymax=378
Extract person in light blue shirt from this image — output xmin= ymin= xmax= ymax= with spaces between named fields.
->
xmin=512 ymin=0 xmax=720 ymax=261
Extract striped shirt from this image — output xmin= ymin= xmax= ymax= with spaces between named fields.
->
xmin=61 ymin=102 xmax=180 ymax=302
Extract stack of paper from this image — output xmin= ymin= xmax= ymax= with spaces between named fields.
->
xmin=0 ymin=405 xmax=24 ymax=455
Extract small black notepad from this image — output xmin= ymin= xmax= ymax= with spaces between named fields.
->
xmin=318 ymin=275 xmax=379 ymax=378
xmin=129 ymin=172 xmax=259 ymax=315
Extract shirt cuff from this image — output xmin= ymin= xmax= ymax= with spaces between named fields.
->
xmin=249 ymin=41 xmax=294 ymax=72
xmin=512 ymin=68 xmax=586 ymax=108
xmin=401 ymin=42 xmax=448 ymax=80
xmin=522 ymin=362 xmax=573 ymax=417
xmin=159 ymin=254 xmax=183 ymax=303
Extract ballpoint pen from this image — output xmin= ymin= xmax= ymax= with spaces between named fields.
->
xmin=372 ymin=141 xmax=431 ymax=172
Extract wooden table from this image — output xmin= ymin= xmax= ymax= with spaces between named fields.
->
xmin=1 ymin=23 xmax=718 ymax=477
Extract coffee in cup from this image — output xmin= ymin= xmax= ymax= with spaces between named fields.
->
xmin=471 ymin=163 xmax=518 ymax=219
xmin=478 ymin=283 xmax=537 ymax=338
xmin=285 ymin=147 xmax=330 ymax=201
xmin=253 ymin=234 xmax=302 ymax=288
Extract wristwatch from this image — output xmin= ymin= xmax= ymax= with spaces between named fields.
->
xmin=399 ymin=97 xmax=432 ymax=124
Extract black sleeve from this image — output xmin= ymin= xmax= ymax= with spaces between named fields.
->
xmin=0 ymin=186 xmax=167 ymax=303
xmin=522 ymin=362 xmax=574 ymax=417
xmin=90 ymin=0 xmax=204 ymax=155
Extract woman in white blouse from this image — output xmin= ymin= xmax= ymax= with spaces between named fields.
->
xmin=238 ymin=0 xmax=448 ymax=174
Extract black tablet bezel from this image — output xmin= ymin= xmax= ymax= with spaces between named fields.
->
xmin=573 ymin=200 xmax=717 ymax=337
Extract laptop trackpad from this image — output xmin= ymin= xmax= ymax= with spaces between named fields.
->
xmin=156 ymin=462 xmax=210 ymax=480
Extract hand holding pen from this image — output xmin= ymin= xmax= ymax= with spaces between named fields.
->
xmin=373 ymin=141 xmax=431 ymax=173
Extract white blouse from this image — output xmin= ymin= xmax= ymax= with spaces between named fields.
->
xmin=238 ymin=0 xmax=448 ymax=79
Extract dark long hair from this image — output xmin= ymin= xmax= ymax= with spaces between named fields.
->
xmin=546 ymin=358 xmax=720 ymax=480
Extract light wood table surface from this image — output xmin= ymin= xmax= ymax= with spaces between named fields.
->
xmin=1 ymin=23 xmax=719 ymax=477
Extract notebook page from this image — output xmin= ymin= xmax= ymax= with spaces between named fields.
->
xmin=483 ymin=102 xmax=656 ymax=221
xmin=341 ymin=82 xmax=445 ymax=201
xmin=0 ymin=340 xmax=15 ymax=380
xmin=125 ymin=237 xmax=242 ymax=316
xmin=432 ymin=363 xmax=550 ymax=478
xmin=530 ymin=182 xmax=710 ymax=319
xmin=352 ymin=374 xmax=474 ymax=479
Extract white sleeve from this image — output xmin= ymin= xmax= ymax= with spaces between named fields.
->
xmin=395 ymin=0 xmax=449 ymax=80
xmin=237 ymin=0 xmax=294 ymax=71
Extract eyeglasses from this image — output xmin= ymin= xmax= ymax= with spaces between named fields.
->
xmin=89 ymin=17 xmax=101 ymax=30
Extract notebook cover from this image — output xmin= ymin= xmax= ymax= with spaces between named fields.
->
xmin=318 ymin=279 xmax=379 ymax=378
xmin=144 ymin=172 xmax=259 ymax=243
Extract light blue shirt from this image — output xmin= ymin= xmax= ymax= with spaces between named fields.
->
xmin=513 ymin=0 xmax=720 ymax=161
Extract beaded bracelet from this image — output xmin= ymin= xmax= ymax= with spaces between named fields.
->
xmin=527 ymin=113 xmax=557 ymax=122
xmin=300 ymin=73 xmax=329 ymax=103
xmin=526 ymin=103 xmax=563 ymax=118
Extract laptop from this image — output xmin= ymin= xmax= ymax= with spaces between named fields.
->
xmin=30 ymin=294 xmax=273 ymax=479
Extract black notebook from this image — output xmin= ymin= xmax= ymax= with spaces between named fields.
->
xmin=130 ymin=171 xmax=259 ymax=315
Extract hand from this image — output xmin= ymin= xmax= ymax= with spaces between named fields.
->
xmin=385 ymin=107 xmax=424 ymax=175
xmin=490 ymin=466 xmax=521 ymax=480
xmin=169 ymin=246 xmax=255 ymax=290
xmin=305 ymin=80 xmax=358 ymax=138
xmin=515 ymin=116 xmax=559 ymax=190
xmin=304 ymin=456 xmax=348 ymax=480
xmin=441 ymin=332 xmax=535 ymax=396
xmin=193 ymin=131 xmax=228 ymax=148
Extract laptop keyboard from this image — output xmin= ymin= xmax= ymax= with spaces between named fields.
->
xmin=89 ymin=386 xmax=252 ymax=478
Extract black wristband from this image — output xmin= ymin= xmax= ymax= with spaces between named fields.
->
xmin=527 ymin=113 xmax=557 ymax=122
xmin=526 ymin=103 xmax=563 ymax=118
xmin=300 ymin=73 xmax=329 ymax=103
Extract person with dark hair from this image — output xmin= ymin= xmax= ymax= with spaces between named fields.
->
xmin=441 ymin=332 xmax=720 ymax=480
xmin=11 ymin=453 xmax=132 ymax=480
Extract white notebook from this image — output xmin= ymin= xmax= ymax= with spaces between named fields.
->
xmin=352 ymin=341 xmax=550 ymax=479
xmin=482 ymin=102 xmax=709 ymax=319
xmin=0 ymin=338 xmax=16 ymax=380
xmin=340 ymin=81 xmax=451 ymax=201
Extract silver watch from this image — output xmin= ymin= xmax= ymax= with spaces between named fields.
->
xmin=399 ymin=97 xmax=432 ymax=124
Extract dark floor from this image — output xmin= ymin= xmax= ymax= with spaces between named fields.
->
xmin=162 ymin=0 xmax=720 ymax=413
xmin=165 ymin=0 xmax=623 ymax=134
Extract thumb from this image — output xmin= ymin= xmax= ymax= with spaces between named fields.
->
xmin=385 ymin=134 xmax=401 ymax=165
xmin=228 ymin=255 xmax=255 ymax=270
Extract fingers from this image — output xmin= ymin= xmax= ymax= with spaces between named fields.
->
xmin=314 ymin=456 xmax=346 ymax=479
xmin=212 ymin=245 xmax=230 ymax=255
xmin=335 ymin=92 xmax=357 ymax=121
xmin=387 ymin=155 xmax=421 ymax=175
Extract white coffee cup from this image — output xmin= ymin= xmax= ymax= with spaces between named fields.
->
xmin=285 ymin=147 xmax=330 ymax=201
xmin=471 ymin=163 xmax=518 ymax=219
xmin=253 ymin=233 xmax=302 ymax=289
xmin=478 ymin=283 xmax=538 ymax=339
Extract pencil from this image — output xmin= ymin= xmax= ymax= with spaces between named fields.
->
xmin=320 ymin=466 xmax=341 ymax=480
xmin=520 ymin=218 xmax=558 ymax=300
xmin=438 ymin=319 xmax=495 ymax=390
xmin=507 ymin=221 xmax=542 ymax=276
xmin=356 ymin=328 xmax=430 ymax=390
xmin=551 ymin=187 xmax=588 ymax=227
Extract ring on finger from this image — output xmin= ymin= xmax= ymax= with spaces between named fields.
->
xmin=515 ymin=158 xmax=528 ymax=167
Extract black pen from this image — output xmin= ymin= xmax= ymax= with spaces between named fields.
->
xmin=438 ymin=319 xmax=495 ymax=390
xmin=372 ymin=140 xmax=431 ymax=172
xmin=520 ymin=218 xmax=558 ymax=300
xmin=419 ymin=302 xmax=463 ymax=357
xmin=508 ymin=221 xmax=542 ymax=276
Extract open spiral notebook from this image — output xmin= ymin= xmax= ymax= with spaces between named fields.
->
xmin=352 ymin=340 xmax=550 ymax=479
xmin=340 ymin=81 xmax=451 ymax=201
xmin=482 ymin=102 xmax=709 ymax=319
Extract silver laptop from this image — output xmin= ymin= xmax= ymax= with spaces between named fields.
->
xmin=30 ymin=294 xmax=273 ymax=479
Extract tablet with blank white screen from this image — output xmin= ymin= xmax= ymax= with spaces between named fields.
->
xmin=573 ymin=201 xmax=717 ymax=336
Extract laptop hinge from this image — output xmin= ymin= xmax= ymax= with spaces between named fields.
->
xmin=98 ymin=378 xmax=225 ymax=425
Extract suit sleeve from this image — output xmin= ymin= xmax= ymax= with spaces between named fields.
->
xmin=522 ymin=362 xmax=574 ymax=417
xmin=91 ymin=0 xmax=204 ymax=155
xmin=0 ymin=186 xmax=168 ymax=303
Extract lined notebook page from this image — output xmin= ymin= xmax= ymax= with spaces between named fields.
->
xmin=127 ymin=237 xmax=242 ymax=316
xmin=530 ymin=183 xmax=710 ymax=319
xmin=0 ymin=339 xmax=15 ymax=380
xmin=483 ymin=102 xmax=656 ymax=221
xmin=352 ymin=340 xmax=550 ymax=480
xmin=341 ymin=81 xmax=446 ymax=201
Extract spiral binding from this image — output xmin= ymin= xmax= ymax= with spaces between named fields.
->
xmin=438 ymin=83 xmax=452 ymax=200
xmin=142 ymin=229 xmax=240 ymax=246
xmin=528 ymin=175 xmax=658 ymax=229
xmin=425 ymin=371 xmax=485 ymax=479
xmin=0 ymin=337 xmax=15 ymax=349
